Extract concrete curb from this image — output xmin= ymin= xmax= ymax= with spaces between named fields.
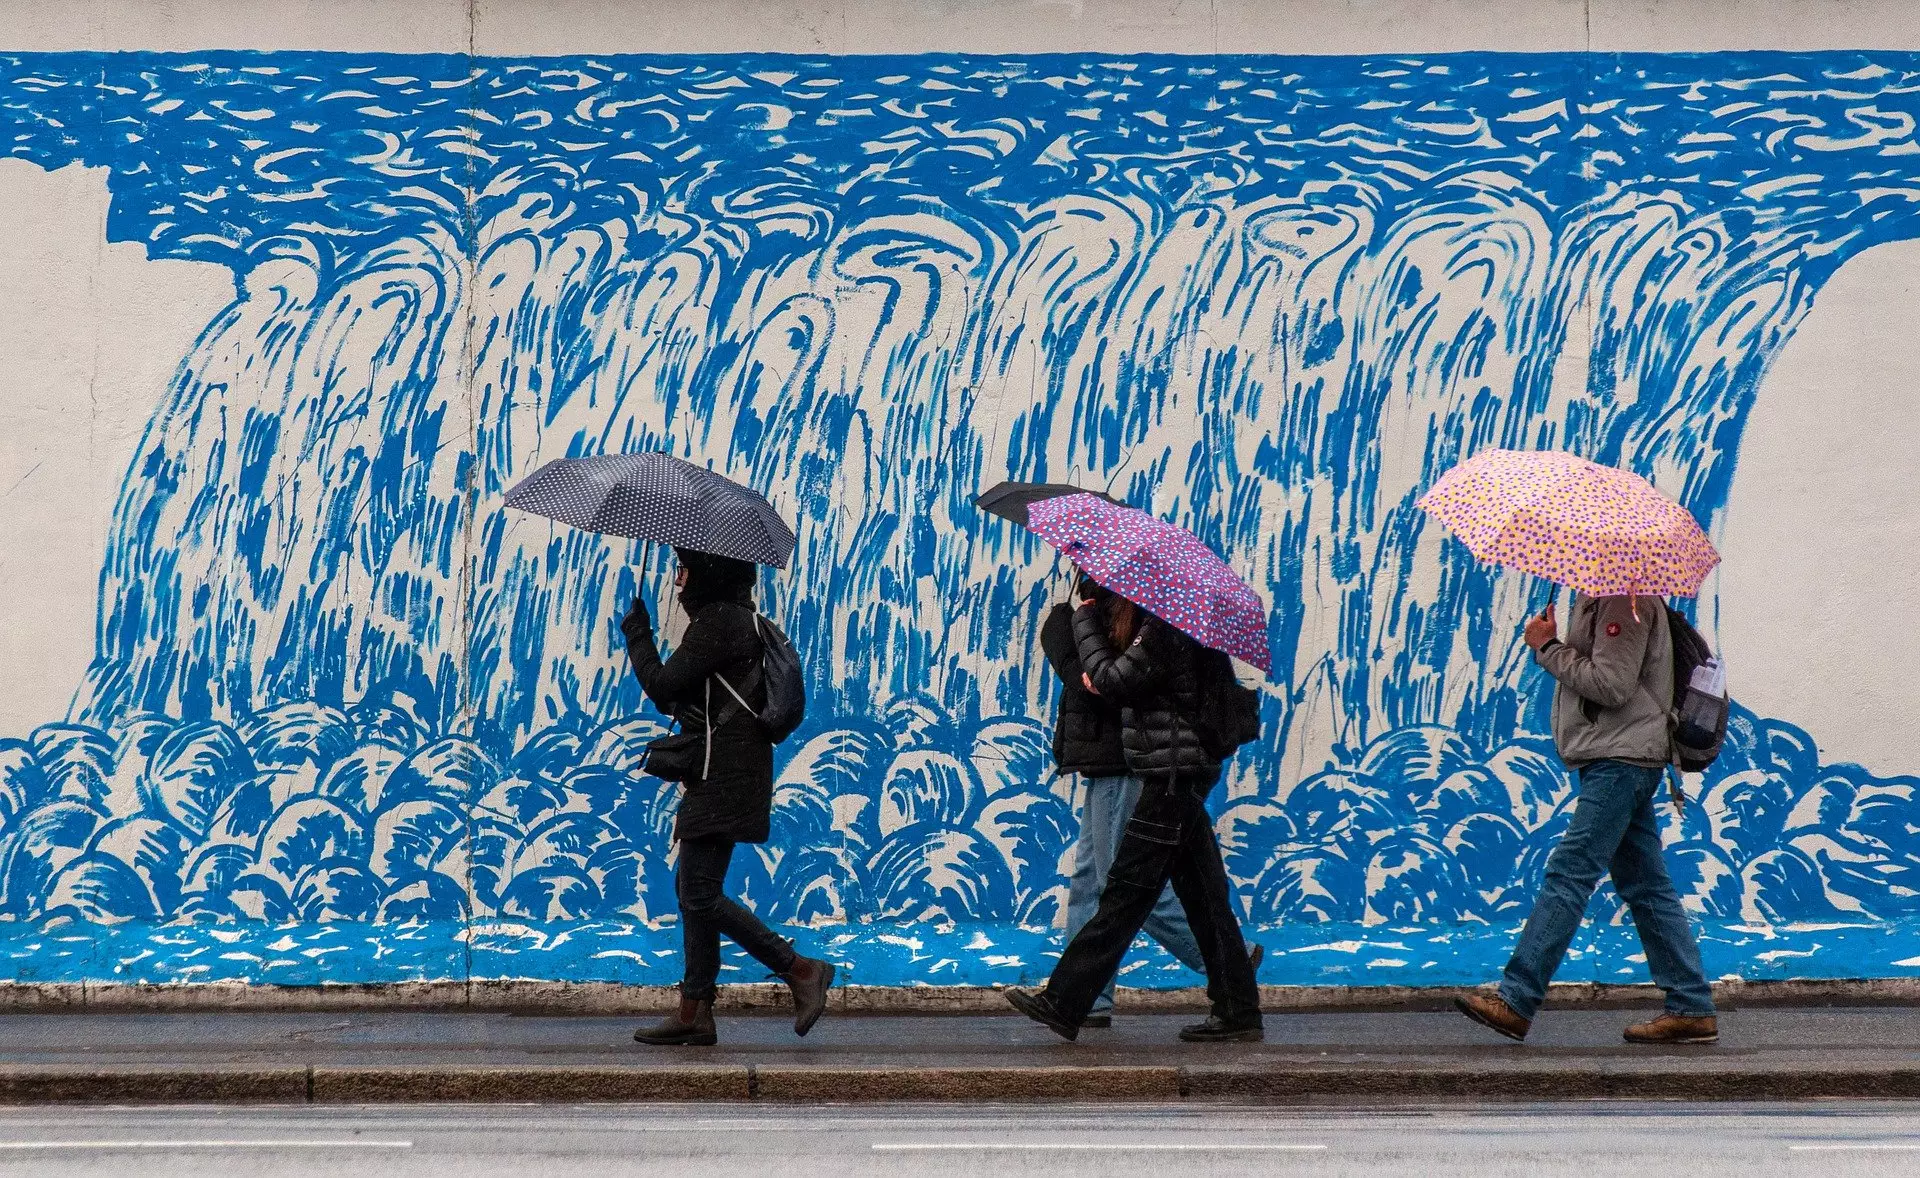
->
xmin=0 ymin=1062 xmax=1916 ymax=1104
xmin=0 ymin=1068 xmax=309 ymax=1105
xmin=3 ymin=976 xmax=1917 ymax=1014
xmin=752 ymin=1065 xmax=1183 ymax=1101
xmin=1179 ymin=1065 xmax=1920 ymax=1102
xmin=312 ymin=1065 xmax=753 ymax=1103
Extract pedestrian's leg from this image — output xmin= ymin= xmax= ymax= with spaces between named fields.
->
xmin=675 ymin=838 xmax=732 ymax=1001
xmin=1610 ymin=772 xmax=1717 ymax=1017
xmin=1065 ymin=776 xmax=1126 ymax=1017
xmin=1039 ymin=781 xmax=1182 ymax=1027
xmin=1164 ymin=787 xmax=1261 ymax=1025
xmin=1497 ymin=761 xmax=1642 ymax=1020
xmin=701 ymin=854 xmax=801 ymax=978
xmin=1122 ymin=774 xmax=1210 ymax=980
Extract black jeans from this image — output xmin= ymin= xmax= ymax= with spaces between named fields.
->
xmin=1039 ymin=777 xmax=1262 ymax=1026
xmin=677 ymin=837 xmax=797 ymax=1001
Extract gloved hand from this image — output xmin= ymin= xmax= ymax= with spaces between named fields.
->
xmin=620 ymin=593 xmax=652 ymax=640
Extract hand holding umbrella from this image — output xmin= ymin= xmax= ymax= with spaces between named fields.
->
xmin=620 ymin=591 xmax=653 ymax=641
xmin=1523 ymin=600 xmax=1558 ymax=650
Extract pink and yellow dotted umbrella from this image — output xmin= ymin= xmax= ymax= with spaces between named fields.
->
xmin=1416 ymin=449 xmax=1720 ymax=598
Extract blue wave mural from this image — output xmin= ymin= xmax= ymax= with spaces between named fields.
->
xmin=1 ymin=49 xmax=1919 ymax=987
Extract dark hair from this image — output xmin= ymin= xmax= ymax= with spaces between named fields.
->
xmin=1103 ymin=593 xmax=1141 ymax=649
xmin=674 ymin=547 xmax=756 ymax=611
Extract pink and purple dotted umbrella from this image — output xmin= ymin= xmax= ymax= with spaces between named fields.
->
xmin=1024 ymin=493 xmax=1273 ymax=675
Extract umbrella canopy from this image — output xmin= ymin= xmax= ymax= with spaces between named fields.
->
xmin=1416 ymin=448 xmax=1719 ymax=597
xmin=972 ymin=481 xmax=1125 ymax=527
xmin=505 ymin=453 xmax=796 ymax=568
xmin=1025 ymin=493 xmax=1272 ymax=674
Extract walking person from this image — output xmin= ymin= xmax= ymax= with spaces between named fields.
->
xmin=1008 ymin=582 xmax=1264 ymax=1043
xmin=1455 ymin=593 xmax=1718 ymax=1045
xmin=1042 ymin=576 xmax=1259 ymax=1028
xmin=623 ymin=548 xmax=834 ymax=1046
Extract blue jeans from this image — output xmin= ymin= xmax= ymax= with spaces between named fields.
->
xmin=1064 ymin=774 xmax=1209 ymax=1015
xmin=1498 ymin=760 xmax=1716 ymax=1020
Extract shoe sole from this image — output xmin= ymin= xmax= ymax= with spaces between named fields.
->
xmin=1625 ymin=1034 xmax=1719 ymax=1045
xmin=633 ymin=1033 xmax=718 ymax=1046
xmin=1178 ymin=1029 xmax=1264 ymax=1043
xmin=1454 ymin=996 xmax=1528 ymax=1043
xmin=793 ymin=961 xmax=836 ymax=1038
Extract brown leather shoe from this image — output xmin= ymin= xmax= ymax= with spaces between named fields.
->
xmin=781 ymin=956 xmax=836 ymax=1037
xmin=633 ymin=997 xmax=717 ymax=1046
xmin=1454 ymin=993 xmax=1530 ymax=1042
xmin=1624 ymin=1013 xmax=1718 ymax=1044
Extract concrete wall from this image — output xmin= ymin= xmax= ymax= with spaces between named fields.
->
xmin=1 ymin=0 xmax=1918 ymax=992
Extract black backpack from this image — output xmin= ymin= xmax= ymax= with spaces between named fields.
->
xmin=1665 ymin=604 xmax=1727 ymax=774
xmin=1187 ymin=646 xmax=1263 ymax=761
xmin=712 ymin=614 xmax=808 ymax=745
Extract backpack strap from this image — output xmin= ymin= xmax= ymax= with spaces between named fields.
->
xmin=708 ymin=612 xmax=770 ymax=737
xmin=712 ymin=670 xmax=761 ymax=720
xmin=684 ymin=674 xmax=750 ymax=781
xmin=1666 ymin=761 xmax=1687 ymax=815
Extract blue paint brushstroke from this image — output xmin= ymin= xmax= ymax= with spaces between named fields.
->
xmin=0 ymin=50 xmax=1916 ymax=986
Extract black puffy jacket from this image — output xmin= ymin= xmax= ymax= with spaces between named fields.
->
xmin=1072 ymin=602 xmax=1223 ymax=787
xmin=623 ymin=597 xmax=773 ymax=844
xmin=1040 ymin=603 xmax=1129 ymax=777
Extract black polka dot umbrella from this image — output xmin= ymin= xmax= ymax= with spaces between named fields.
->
xmin=504 ymin=453 xmax=797 ymax=568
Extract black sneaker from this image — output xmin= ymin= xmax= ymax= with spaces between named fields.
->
xmin=1006 ymin=988 xmax=1079 ymax=1042
xmin=1178 ymin=1014 xmax=1264 ymax=1043
xmin=1079 ymin=1013 xmax=1113 ymax=1030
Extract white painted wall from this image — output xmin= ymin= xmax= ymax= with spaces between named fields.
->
xmin=1718 ymin=240 xmax=1920 ymax=776
xmin=7 ymin=0 xmax=1920 ymax=55
xmin=0 ymin=162 xmax=232 ymax=725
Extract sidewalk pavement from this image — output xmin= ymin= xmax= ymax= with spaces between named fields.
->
xmin=0 ymin=1005 xmax=1916 ymax=1104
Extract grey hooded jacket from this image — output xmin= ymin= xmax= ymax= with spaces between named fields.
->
xmin=1534 ymin=593 xmax=1674 ymax=769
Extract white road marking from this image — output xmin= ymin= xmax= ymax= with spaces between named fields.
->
xmin=873 ymin=1142 xmax=1327 ymax=1152
xmin=0 ymin=1140 xmax=413 ymax=1150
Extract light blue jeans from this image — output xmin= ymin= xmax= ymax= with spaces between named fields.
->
xmin=1064 ymin=774 xmax=1209 ymax=1016
xmin=1498 ymin=759 xmax=1717 ymax=1020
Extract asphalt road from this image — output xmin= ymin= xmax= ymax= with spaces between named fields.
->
xmin=0 ymin=1103 xmax=1913 ymax=1176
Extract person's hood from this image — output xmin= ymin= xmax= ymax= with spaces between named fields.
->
xmin=675 ymin=547 xmax=755 ymax=611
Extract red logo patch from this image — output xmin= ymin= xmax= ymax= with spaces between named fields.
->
xmin=1605 ymin=622 xmax=1622 ymax=638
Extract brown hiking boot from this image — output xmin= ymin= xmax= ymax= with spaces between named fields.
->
xmin=1454 ymin=992 xmax=1530 ymax=1042
xmin=1624 ymin=1013 xmax=1718 ymax=1045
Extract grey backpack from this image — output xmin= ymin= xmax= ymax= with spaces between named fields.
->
xmin=1665 ymin=605 xmax=1727 ymax=774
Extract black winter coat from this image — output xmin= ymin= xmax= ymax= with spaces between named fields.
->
xmin=1072 ymin=603 xmax=1223 ymax=787
xmin=623 ymin=599 xmax=774 ymax=844
xmin=1040 ymin=603 xmax=1129 ymax=777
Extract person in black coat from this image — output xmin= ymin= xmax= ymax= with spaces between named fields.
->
xmin=1009 ymin=584 xmax=1263 ymax=1043
xmin=1045 ymin=576 xmax=1209 ymax=1029
xmin=622 ymin=548 xmax=833 ymax=1047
